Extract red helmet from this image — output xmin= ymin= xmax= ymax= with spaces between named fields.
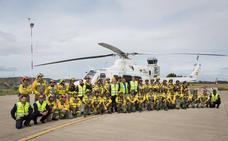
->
xmin=21 ymin=76 xmax=29 ymax=82
xmin=61 ymin=94 xmax=67 ymax=99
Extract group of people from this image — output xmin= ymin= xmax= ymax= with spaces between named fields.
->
xmin=11 ymin=73 xmax=221 ymax=129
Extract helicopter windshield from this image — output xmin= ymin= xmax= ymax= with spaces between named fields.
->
xmin=84 ymin=70 xmax=97 ymax=79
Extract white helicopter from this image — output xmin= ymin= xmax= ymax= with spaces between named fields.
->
xmin=35 ymin=43 xmax=226 ymax=84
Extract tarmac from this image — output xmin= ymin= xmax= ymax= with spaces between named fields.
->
xmin=0 ymin=91 xmax=228 ymax=141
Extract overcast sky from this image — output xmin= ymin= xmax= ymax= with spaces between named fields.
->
xmin=0 ymin=0 xmax=227 ymax=81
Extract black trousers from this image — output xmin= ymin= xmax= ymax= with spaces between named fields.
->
xmin=16 ymin=114 xmax=32 ymax=129
xmin=33 ymin=112 xmax=50 ymax=123
xmin=111 ymin=95 xmax=117 ymax=112
xmin=210 ymin=100 xmax=221 ymax=108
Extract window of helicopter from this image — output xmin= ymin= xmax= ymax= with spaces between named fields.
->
xmin=85 ymin=70 xmax=96 ymax=78
xmin=149 ymin=70 xmax=151 ymax=75
xmin=154 ymin=67 xmax=159 ymax=74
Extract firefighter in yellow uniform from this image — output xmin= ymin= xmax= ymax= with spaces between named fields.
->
xmin=45 ymin=80 xmax=58 ymax=97
xmin=70 ymin=93 xmax=82 ymax=117
xmin=119 ymin=78 xmax=129 ymax=98
xmin=93 ymin=79 xmax=104 ymax=95
xmin=136 ymin=90 xmax=146 ymax=112
xmin=160 ymin=91 xmax=168 ymax=110
xmin=181 ymin=81 xmax=188 ymax=95
xmin=174 ymin=90 xmax=181 ymax=109
xmin=103 ymin=78 xmax=111 ymax=96
xmin=32 ymin=73 xmax=47 ymax=101
xmin=130 ymin=77 xmax=138 ymax=93
xmin=210 ymin=89 xmax=221 ymax=108
xmin=33 ymin=94 xmax=51 ymax=124
xmin=57 ymin=95 xmax=72 ymax=119
xmin=18 ymin=76 xmax=33 ymax=102
xmin=149 ymin=79 xmax=155 ymax=92
xmin=92 ymin=91 xmax=101 ymax=114
xmin=145 ymin=90 xmax=155 ymax=111
xmin=57 ymin=80 xmax=69 ymax=96
xmin=82 ymin=90 xmax=93 ymax=117
xmin=144 ymin=79 xmax=150 ymax=93
xmin=116 ymin=92 xmax=127 ymax=113
xmin=47 ymin=94 xmax=59 ymax=120
xmin=110 ymin=78 xmax=119 ymax=112
xmin=138 ymin=79 xmax=145 ymax=92
xmin=167 ymin=91 xmax=176 ymax=109
xmin=97 ymin=94 xmax=108 ymax=114
xmin=187 ymin=92 xmax=193 ymax=108
xmin=104 ymin=94 xmax=112 ymax=113
xmin=11 ymin=95 xmax=33 ymax=129
xmin=77 ymin=79 xmax=87 ymax=100
xmin=167 ymin=79 xmax=174 ymax=93
xmin=126 ymin=91 xmax=137 ymax=112
xmin=68 ymin=78 xmax=77 ymax=98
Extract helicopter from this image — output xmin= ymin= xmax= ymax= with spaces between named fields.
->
xmin=35 ymin=43 xmax=227 ymax=84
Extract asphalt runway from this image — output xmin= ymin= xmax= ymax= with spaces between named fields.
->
xmin=0 ymin=92 xmax=228 ymax=141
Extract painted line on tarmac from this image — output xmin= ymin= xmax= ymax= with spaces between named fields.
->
xmin=18 ymin=115 xmax=98 ymax=141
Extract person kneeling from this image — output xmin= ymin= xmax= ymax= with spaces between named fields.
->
xmin=33 ymin=94 xmax=51 ymax=124
xmin=11 ymin=95 xmax=33 ymax=129
xmin=47 ymin=94 xmax=59 ymax=120
xmin=58 ymin=94 xmax=72 ymax=119
xmin=70 ymin=93 xmax=82 ymax=118
xmin=116 ymin=92 xmax=127 ymax=113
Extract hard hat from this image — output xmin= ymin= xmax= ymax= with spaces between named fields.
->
xmin=50 ymin=80 xmax=56 ymax=83
xmin=59 ymin=79 xmax=65 ymax=84
xmin=169 ymin=79 xmax=173 ymax=82
xmin=21 ymin=76 xmax=29 ymax=82
xmin=36 ymin=73 xmax=44 ymax=78
xmin=70 ymin=78 xmax=76 ymax=82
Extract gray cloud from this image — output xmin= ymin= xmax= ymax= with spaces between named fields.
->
xmin=0 ymin=66 xmax=17 ymax=72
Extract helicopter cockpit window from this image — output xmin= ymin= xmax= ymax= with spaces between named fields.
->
xmin=100 ymin=73 xmax=106 ymax=79
xmin=85 ymin=70 xmax=96 ymax=79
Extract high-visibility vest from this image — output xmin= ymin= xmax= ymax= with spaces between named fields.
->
xmin=111 ymin=84 xmax=119 ymax=96
xmin=78 ymin=84 xmax=86 ymax=97
xmin=58 ymin=84 xmax=68 ymax=95
xmin=211 ymin=93 xmax=218 ymax=102
xmin=130 ymin=81 xmax=138 ymax=92
xmin=119 ymin=82 xmax=128 ymax=94
xmin=16 ymin=102 xmax=30 ymax=119
xmin=36 ymin=101 xmax=47 ymax=112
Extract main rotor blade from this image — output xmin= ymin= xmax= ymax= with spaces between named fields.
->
xmin=127 ymin=52 xmax=227 ymax=56
xmin=35 ymin=54 xmax=115 ymax=67
xmin=98 ymin=42 xmax=129 ymax=59
xmin=174 ymin=53 xmax=227 ymax=56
